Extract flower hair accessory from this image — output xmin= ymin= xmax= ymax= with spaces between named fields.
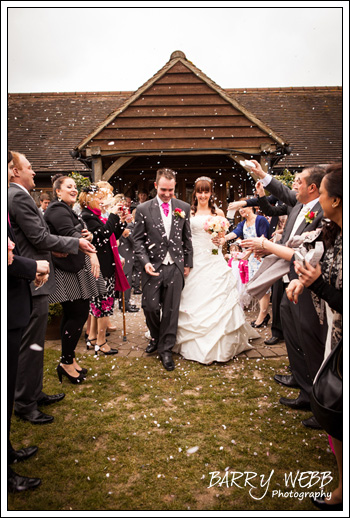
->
xmin=304 ymin=209 xmax=318 ymax=224
xmin=173 ymin=208 xmax=185 ymax=219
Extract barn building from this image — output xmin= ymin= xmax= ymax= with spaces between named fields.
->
xmin=8 ymin=51 xmax=342 ymax=208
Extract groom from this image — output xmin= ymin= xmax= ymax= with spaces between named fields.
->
xmin=133 ymin=168 xmax=193 ymax=371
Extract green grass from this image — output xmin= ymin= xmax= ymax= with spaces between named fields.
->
xmin=8 ymin=350 xmax=338 ymax=511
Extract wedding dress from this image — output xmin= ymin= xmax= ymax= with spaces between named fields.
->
xmin=174 ymin=215 xmax=259 ymax=364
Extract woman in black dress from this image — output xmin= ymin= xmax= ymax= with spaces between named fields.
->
xmin=44 ymin=175 xmax=105 ymax=383
xmin=80 ymin=186 xmax=129 ymax=355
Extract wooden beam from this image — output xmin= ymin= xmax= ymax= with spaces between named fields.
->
xmin=103 ymin=157 xmax=134 ymax=182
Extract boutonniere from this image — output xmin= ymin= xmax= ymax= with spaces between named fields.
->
xmin=304 ymin=210 xmax=318 ymax=224
xmin=173 ymin=208 xmax=185 ymax=219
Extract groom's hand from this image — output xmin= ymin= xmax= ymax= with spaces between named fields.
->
xmin=145 ymin=263 xmax=160 ymax=276
xmin=184 ymin=267 xmax=190 ymax=278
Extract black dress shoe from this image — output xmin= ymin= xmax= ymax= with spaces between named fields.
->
xmin=311 ymin=495 xmax=342 ymax=511
xmin=274 ymin=374 xmax=299 ymax=388
xmin=146 ymin=339 xmax=158 ymax=354
xmin=302 ymin=416 xmax=322 ymax=429
xmin=125 ymin=306 xmax=140 ymax=313
xmin=160 ymin=352 xmax=175 ymax=371
xmin=8 ymin=470 xmax=41 ymax=493
xmin=14 ymin=409 xmax=54 ymax=425
xmin=37 ymin=393 xmax=65 ymax=406
xmin=264 ymin=336 xmax=282 ymax=345
xmin=9 ymin=446 xmax=38 ymax=464
xmin=279 ymin=393 xmax=311 ymax=410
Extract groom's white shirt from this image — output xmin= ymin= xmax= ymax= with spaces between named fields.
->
xmin=156 ymin=195 xmax=174 ymax=265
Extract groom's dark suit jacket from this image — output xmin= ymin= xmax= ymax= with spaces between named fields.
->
xmin=133 ymin=197 xmax=193 ymax=281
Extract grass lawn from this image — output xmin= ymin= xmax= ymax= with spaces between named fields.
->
xmin=8 ymin=349 xmax=338 ymax=511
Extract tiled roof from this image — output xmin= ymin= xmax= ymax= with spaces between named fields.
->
xmin=228 ymin=87 xmax=342 ymax=169
xmin=8 ymin=92 xmax=131 ymax=172
xmin=8 ymin=86 xmax=342 ymax=174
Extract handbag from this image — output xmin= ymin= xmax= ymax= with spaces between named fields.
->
xmin=310 ymin=339 xmax=343 ymax=440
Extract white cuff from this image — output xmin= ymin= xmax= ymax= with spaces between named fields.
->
xmin=261 ymin=173 xmax=272 ymax=187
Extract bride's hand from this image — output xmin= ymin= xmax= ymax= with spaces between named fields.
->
xmin=212 ymin=235 xmax=225 ymax=246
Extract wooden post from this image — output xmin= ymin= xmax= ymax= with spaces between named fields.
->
xmin=92 ymin=157 xmax=103 ymax=182
xmin=260 ymin=156 xmax=269 ymax=172
xmin=122 ymin=292 xmax=127 ymax=341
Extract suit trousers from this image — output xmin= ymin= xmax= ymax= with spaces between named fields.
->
xmin=280 ymin=288 xmax=327 ymax=400
xmin=7 ymin=328 xmax=23 ymax=455
xmin=14 ymin=295 xmax=49 ymax=414
xmin=132 ymin=258 xmax=142 ymax=289
xmin=142 ymin=263 xmax=183 ymax=354
xmin=270 ymin=279 xmax=285 ymax=339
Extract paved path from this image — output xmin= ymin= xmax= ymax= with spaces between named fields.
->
xmin=46 ymin=295 xmax=287 ymax=361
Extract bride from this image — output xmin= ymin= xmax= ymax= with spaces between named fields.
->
xmin=174 ymin=177 xmax=259 ymax=364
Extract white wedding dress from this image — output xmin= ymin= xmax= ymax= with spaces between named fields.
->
xmin=174 ymin=215 xmax=259 ymax=364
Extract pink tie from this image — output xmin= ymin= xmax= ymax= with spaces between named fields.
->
xmin=161 ymin=202 xmax=169 ymax=217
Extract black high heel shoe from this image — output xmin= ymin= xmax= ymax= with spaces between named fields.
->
xmin=251 ymin=314 xmax=270 ymax=328
xmin=75 ymin=367 xmax=88 ymax=377
xmin=94 ymin=342 xmax=118 ymax=356
xmin=57 ymin=365 xmax=84 ymax=384
xmin=86 ymin=337 xmax=97 ymax=350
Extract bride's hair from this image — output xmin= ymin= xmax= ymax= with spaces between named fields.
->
xmin=191 ymin=177 xmax=217 ymax=215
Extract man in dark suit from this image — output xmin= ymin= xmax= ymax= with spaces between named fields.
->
xmin=133 ymin=168 xmax=193 ymax=371
xmin=8 ymin=222 xmax=50 ymax=492
xmin=7 ymin=151 xmax=50 ymax=492
xmin=251 ymin=160 xmax=327 ymax=429
xmin=8 ymin=152 xmax=95 ymax=425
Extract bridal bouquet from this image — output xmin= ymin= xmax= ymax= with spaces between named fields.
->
xmin=203 ymin=215 xmax=230 ymax=255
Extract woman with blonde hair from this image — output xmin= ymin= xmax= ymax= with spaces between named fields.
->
xmin=80 ymin=186 xmax=129 ymax=355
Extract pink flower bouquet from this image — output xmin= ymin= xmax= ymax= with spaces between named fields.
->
xmin=203 ymin=215 xmax=230 ymax=255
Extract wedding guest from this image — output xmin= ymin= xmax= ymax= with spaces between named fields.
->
xmin=96 ymin=180 xmax=120 ymax=332
xmin=7 ymin=151 xmax=48 ymax=493
xmin=133 ymin=168 xmax=193 ymax=371
xmin=136 ymin=188 xmax=149 ymax=205
xmin=8 ymin=152 xmax=95 ymax=425
xmin=118 ymin=211 xmax=140 ymax=313
xmin=228 ymin=176 xmax=301 ymax=345
xmin=80 ymin=186 xmax=129 ymax=355
xmin=242 ymin=160 xmax=327 ymax=427
xmin=123 ymin=189 xmax=136 ymax=213
xmin=38 ymin=192 xmax=51 ymax=214
xmin=227 ymin=242 xmax=252 ymax=309
xmin=286 ymin=163 xmax=342 ymax=510
xmin=218 ymin=203 xmax=270 ymax=328
xmin=96 ymin=182 xmax=138 ymax=315
xmin=44 ymin=174 xmax=105 ymax=384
